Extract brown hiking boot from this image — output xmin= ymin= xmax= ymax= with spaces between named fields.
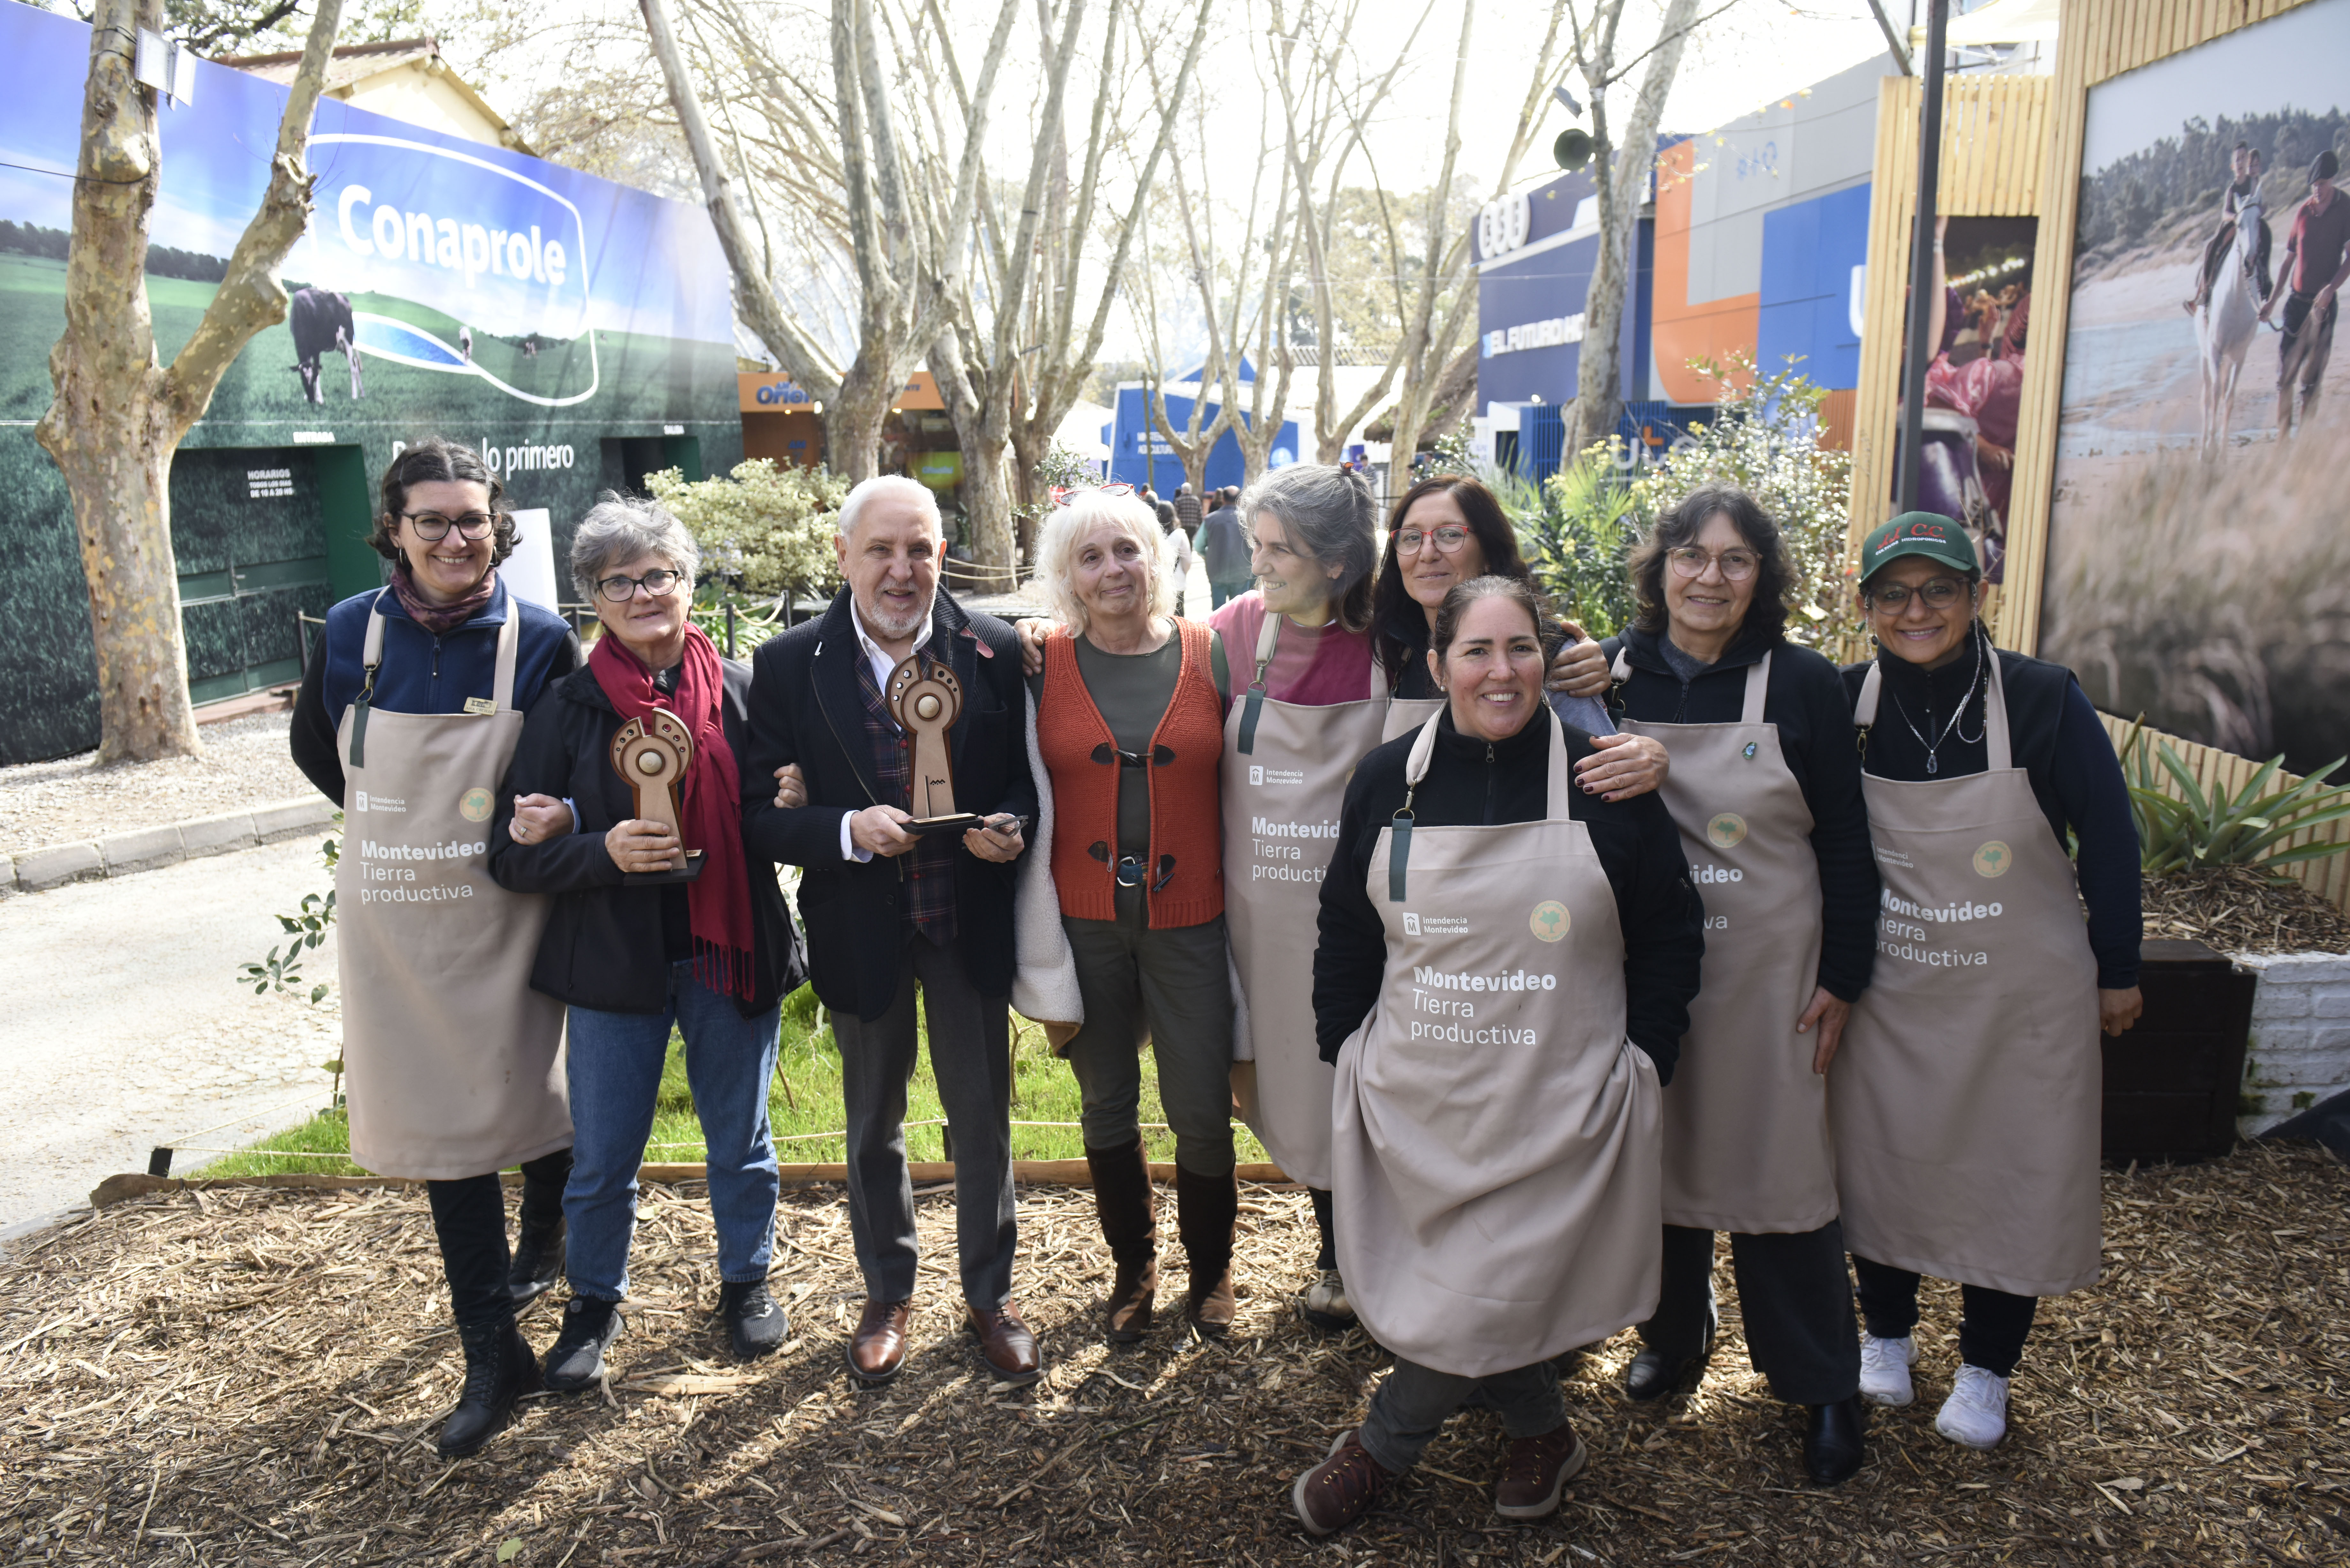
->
xmin=1292 ymin=1430 xmax=1395 ymax=1536
xmin=1174 ymin=1165 xmax=1238 ymax=1339
xmin=1494 ymin=1420 xmax=1587 ymax=1520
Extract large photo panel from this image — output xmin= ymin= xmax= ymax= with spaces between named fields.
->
xmin=2036 ymin=0 xmax=2350 ymax=777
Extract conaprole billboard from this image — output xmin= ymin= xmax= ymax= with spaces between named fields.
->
xmin=0 ymin=5 xmax=741 ymax=763
xmin=2035 ymin=0 xmax=2349 ymax=778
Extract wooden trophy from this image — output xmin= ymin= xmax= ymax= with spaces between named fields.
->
xmin=886 ymin=654 xmax=981 ymax=835
xmin=609 ymin=707 xmax=706 ymax=882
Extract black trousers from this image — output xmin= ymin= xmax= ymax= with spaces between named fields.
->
xmin=425 ymin=1150 xmax=573 ymax=1329
xmin=1639 ymin=1221 xmax=1861 ymax=1405
xmin=1851 ymin=1253 xmax=2037 ymax=1378
xmin=1309 ymin=1187 xmax=1337 ymax=1271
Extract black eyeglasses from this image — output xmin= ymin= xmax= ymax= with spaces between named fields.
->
xmin=597 ymin=569 xmax=685 ymax=603
xmin=401 ymin=510 xmax=497 ymax=541
xmin=1866 ymin=578 xmax=1969 ymax=611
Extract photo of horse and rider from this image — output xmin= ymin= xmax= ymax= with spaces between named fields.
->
xmin=2037 ymin=0 xmax=2350 ymax=783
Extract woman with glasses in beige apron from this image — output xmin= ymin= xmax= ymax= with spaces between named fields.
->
xmin=1599 ymin=485 xmax=1879 ymax=1487
xmin=286 ymin=438 xmax=578 ymax=1458
xmin=1292 ymin=576 xmax=1702 ymax=1536
xmin=1835 ymin=514 xmax=2142 ymax=1450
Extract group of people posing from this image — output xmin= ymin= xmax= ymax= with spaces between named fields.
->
xmin=291 ymin=440 xmax=2142 ymax=1542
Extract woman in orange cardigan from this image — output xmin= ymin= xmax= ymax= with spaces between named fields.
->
xmin=1027 ymin=488 xmax=1236 ymax=1343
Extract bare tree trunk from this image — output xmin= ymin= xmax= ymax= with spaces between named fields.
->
xmin=1569 ymin=0 xmax=1700 ymax=458
xmin=37 ymin=0 xmax=345 ymax=764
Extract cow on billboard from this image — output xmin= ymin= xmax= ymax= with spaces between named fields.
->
xmin=288 ymin=286 xmax=362 ymax=404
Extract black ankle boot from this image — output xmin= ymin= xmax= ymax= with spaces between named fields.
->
xmin=1624 ymin=1324 xmax=1714 ymax=1402
xmin=438 ymin=1316 xmax=541 ymax=1457
xmin=1805 ymin=1394 xmax=1868 ymax=1486
xmin=508 ymin=1209 xmax=566 ymax=1306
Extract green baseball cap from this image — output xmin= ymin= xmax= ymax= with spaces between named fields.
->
xmin=1860 ymin=512 xmax=1979 ymax=579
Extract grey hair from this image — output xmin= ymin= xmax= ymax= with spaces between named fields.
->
xmin=1029 ymin=489 xmax=1176 ymax=635
xmin=836 ymin=474 xmax=941 ymax=541
xmin=570 ymin=493 xmax=700 ymax=602
xmin=1237 ymin=464 xmax=1380 ymax=633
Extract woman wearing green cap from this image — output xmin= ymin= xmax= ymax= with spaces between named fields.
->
xmin=1834 ymin=512 xmax=2141 ymax=1452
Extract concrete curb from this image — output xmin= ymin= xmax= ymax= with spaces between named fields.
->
xmin=5 ymin=796 xmax=337 ymax=895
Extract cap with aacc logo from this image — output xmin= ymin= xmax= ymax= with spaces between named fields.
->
xmin=1861 ymin=511 xmax=1979 ymax=580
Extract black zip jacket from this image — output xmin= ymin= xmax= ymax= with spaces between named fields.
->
xmin=739 ymin=589 xmax=1036 ymax=1021
xmin=485 ymin=659 xmax=805 ymax=1016
xmin=1839 ymin=631 xmax=2142 ymax=990
xmin=1603 ymin=624 xmax=1878 ymax=1002
xmin=1313 ymin=705 xmax=1705 ymax=1081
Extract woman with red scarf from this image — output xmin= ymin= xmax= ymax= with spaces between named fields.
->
xmin=490 ymin=496 xmax=805 ymax=1394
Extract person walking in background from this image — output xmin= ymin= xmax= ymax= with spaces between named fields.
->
xmin=288 ymin=437 xmax=580 ymax=1458
xmin=1024 ymin=489 xmax=1239 ymax=1342
xmin=1834 ymin=514 xmax=2141 ymax=1451
xmin=1156 ymin=496 xmax=1197 ymax=612
xmin=2260 ymin=149 xmax=2347 ymax=440
xmin=489 ymin=497 xmax=807 ymax=1395
xmin=747 ymin=476 xmax=1041 ymax=1388
xmin=1174 ymin=480 xmax=1203 ymax=537
xmin=1199 ymin=486 xmax=1251 ymax=609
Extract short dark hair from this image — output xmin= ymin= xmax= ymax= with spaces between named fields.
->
xmin=1370 ymin=474 xmax=1533 ymax=677
xmin=1430 ymin=575 xmax=1548 ymax=664
xmin=369 ymin=436 xmax=518 ymax=566
xmin=1155 ymin=498 xmax=1179 ymax=532
xmin=1626 ymin=483 xmax=1791 ymax=645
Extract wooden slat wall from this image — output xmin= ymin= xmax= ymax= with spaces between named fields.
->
xmin=2099 ymin=715 xmax=2350 ymax=910
xmin=2001 ymin=0 xmax=2319 ymax=652
xmin=1846 ymin=72 xmax=2051 ymax=630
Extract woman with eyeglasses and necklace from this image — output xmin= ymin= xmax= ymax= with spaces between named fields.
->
xmin=1834 ymin=513 xmax=2141 ymax=1452
xmin=1594 ymin=484 xmax=1878 ymax=1487
xmin=490 ymin=495 xmax=806 ymax=1396
xmin=288 ymin=437 xmax=581 ymax=1457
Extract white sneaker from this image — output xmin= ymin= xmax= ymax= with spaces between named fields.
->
xmin=1858 ymin=1333 xmax=1917 ymax=1407
xmin=1935 ymin=1365 xmax=2011 ymax=1449
xmin=1302 ymin=1269 xmax=1355 ymax=1330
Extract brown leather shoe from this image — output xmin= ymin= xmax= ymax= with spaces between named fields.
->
xmin=964 ymin=1300 xmax=1043 ymax=1385
xmin=845 ymin=1298 xmax=911 ymax=1386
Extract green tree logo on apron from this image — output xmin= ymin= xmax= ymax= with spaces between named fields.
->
xmin=1528 ymin=901 xmax=1571 ymax=941
xmin=1973 ymin=840 xmax=2012 ymax=877
xmin=1706 ymin=813 xmax=1748 ymax=849
xmin=459 ymin=787 xmax=495 ymax=823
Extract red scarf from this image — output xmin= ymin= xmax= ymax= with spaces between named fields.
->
xmin=589 ymin=624 xmax=757 ymax=1000
xmin=389 ymin=565 xmax=497 ymax=635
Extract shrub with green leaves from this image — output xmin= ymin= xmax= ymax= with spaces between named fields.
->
xmin=646 ymin=460 xmax=850 ymax=607
xmin=2119 ymin=722 xmax=2350 ymax=876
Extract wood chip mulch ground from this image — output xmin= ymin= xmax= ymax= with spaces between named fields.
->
xmin=3 ymin=1145 xmax=2345 ymax=1567
xmin=2142 ymin=866 xmax=2350 ymax=956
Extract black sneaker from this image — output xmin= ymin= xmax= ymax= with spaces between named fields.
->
xmin=719 ymin=1278 xmax=789 ymax=1360
xmin=543 ymin=1296 xmax=623 ymax=1392
xmin=507 ymin=1210 xmax=566 ymax=1307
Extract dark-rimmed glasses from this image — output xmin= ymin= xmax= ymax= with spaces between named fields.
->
xmin=400 ymin=510 xmax=497 ymax=542
xmin=1866 ymin=578 xmax=1969 ymax=612
xmin=597 ymin=569 xmax=685 ymax=603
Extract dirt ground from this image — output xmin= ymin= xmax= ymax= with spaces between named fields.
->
xmin=0 ymin=711 xmax=313 ymax=855
xmin=2 ymin=1144 xmax=2345 ymax=1567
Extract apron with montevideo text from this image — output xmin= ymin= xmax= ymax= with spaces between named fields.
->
xmin=1331 ymin=710 xmax=1662 ymax=1377
xmin=1223 ymin=610 xmax=1390 ymax=1189
xmin=335 ymin=596 xmax=572 ymax=1180
xmin=1613 ymin=650 xmax=1836 ymax=1234
xmin=1831 ymin=652 xmax=2102 ymax=1297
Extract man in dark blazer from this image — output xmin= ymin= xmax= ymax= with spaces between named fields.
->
xmin=743 ymin=475 xmax=1040 ymax=1388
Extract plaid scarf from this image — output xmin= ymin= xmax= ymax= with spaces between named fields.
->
xmin=853 ymin=645 xmax=958 ymax=946
xmin=388 ymin=565 xmax=497 ymax=635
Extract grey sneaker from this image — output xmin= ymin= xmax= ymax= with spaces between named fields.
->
xmin=1302 ymin=1269 xmax=1355 ymax=1333
xmin=543 ymin=1296 xmax=623 ymax=1392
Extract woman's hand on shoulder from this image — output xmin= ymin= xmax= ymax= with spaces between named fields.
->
xmin=1545 ymin=625 xmax=1611 ymax=700
xmin=1014 ymin=616 xmax=1058 ymax=677
xmin=1573 ymin=732 xmax=1669 ymax=801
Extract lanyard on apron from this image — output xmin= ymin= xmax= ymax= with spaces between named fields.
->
xmin=1235 ymin=607 xmax=1382 ymax=753
xmin=348 ymin=590 xmax=520 ymax=769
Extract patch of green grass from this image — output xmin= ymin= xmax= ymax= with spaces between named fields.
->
xmin=192 ymin=984 xmax=1268 ymax=1178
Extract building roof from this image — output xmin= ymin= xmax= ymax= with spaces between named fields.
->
xmin=217 ymin=36 xmax=531 ymax=155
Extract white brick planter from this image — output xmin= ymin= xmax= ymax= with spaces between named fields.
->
xmin=2236 ymin=952 xmax=2350 ymax=1136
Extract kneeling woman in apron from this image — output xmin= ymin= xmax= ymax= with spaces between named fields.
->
xmin=287 ymin=437 xmax=580 ymax=1457
xmin=489 ymin=497 xmax=807 ymax=1393
xmin=1835 ymin=514 xmax=2142 ymax=1450
xmin=1295 ymin=576 xmax=1704 ymax=1535
xmin=1602 ymin=484 xmax=1879 ymax=1486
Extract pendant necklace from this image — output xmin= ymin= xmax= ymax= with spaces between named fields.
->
xmin=1887 ymin=629 xmax=1983 ymax=775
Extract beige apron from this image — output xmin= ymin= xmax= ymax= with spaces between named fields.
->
xmin=1831 ymin=653 xmax=2102 ymax=1297
xmin=1614 ymin=650 xmax=1835 ymax=1233
xmin=1331 ymin=712 xmax=1663 ymax=1378
xmin=1380 ymin=693 xmax=1444 ymax=745
xmin=335 ymin=597 xmax=572 ymax=1180
xmin=1223 ymin=611 xmax=1389 ymax=1189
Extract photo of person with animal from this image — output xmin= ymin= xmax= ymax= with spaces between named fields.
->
xmin=2038 ymin=0 xmax=2350 ymax=780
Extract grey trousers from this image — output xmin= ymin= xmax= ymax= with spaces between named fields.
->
xmin=830 ymin=933 xmax=1018 ymax=1308
xmin=1359 ymin=1356 xmax=1567 ymax=1473
xmin=1639 ymin=1219 xmax=1861 ymax=1405
xmin=1060 ymin=894 xmax=1234 ymax=1175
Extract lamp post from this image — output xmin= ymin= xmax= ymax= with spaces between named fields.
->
xmin=1898 ymin=0 xmax=1950 ymax=513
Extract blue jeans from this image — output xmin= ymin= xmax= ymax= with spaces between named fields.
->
xmin=563 ymin=962 xmax=782 ymax=1301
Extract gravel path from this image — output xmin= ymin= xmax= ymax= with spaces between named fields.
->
xmin=0 ymin=836 xmax=341 ymax=1228
xmin=0 ymin=710 xmax=316 ymax=855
